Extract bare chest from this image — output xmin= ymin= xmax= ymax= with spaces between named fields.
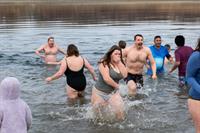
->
xmin=127 ymin=50 xmax=147 ymax=63
xmin=44 ymin=47 xmax=58 ymax=55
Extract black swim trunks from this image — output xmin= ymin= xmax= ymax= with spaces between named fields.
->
xmin=126 ymin=73 xmax=143 ymax=89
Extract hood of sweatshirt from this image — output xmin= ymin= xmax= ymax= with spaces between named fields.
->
xmin=0 ymin=77 xmax=20 ymax=100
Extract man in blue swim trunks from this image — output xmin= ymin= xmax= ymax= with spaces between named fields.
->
xmin=147 ymin=36 xmax=173 ymax=75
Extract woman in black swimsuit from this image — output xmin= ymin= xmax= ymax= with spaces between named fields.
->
xmin=46 ymin=44 xmax=96 ymax=99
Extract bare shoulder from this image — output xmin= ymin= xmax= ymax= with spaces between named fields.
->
xmin=37 ymin=44 xmax=46 ymax=51
xmin=54 ymin=43 xmax=59 ymax=48
xmin=143 ymin=46 xmax=151 ymax=53
xmin=99 ymin=63 xmax=108 ymax=70
xmin=124 ymin=45 xmax=132 ymax=53
xmin=61 ymin=57 xmax=67 ymax=62
xmin=43 ymin=44 xmax=48 ymax=48
xmin=143 ymin=45 xmax=150 ymax=50
xmin=126 ymin=46 xmax=132 ymax=50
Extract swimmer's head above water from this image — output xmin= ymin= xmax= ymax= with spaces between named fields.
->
xmin=134 ymin=34 xmax=143 ymax=49
xmin=67 ymin=44 xmax=80 ymax=57
xmin=154 ymin=35 xmax=162 ymax=48
xmin=47 ymin=36 xmax=55 ymax=48
xmin=99 ymin=45 xmax=123 ymax=67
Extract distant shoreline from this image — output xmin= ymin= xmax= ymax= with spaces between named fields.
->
xmin=0 ymin=0 xmax=200 ymax=5
xmin=1 ymin=0 xmax=199 ymax=22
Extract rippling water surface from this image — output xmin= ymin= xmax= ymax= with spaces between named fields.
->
xmin=0 ymin=2 xmax=200 ymax=133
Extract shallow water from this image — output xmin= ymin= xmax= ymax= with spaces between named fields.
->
xmin=0 ymin=3 xmax=199 ymax=133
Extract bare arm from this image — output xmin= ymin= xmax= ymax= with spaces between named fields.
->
xmin=58 ymin=46 xmax=66 ymax=55
xmin=169 ymin=61 xmax=180 ymax=73
xmin=35 ymin=45 xmax=45 ymax=58
xmin=147 ymin=48 xmax=157 ymax=79
xmin=45 ymin=58 xmax=67 ymax=82
xmin=84 ymin=58 xmax=97 ymax=81
xmin=122 ymin=47 xmax=128 ymax=58
xmin=117 ymin=61 xmax=127 ymax=78
xmin=169 ymin=51 xmax=180 ymax=73
xmin=99 ymin=63 xmax=119 ymax=89
xmin=168 ymin=57 xmax=174 ymax=64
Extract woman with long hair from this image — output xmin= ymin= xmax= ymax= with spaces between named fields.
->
xmin=186 ymin=38 xmax=200 ymax=133
xmin=46 ymin=44 xmax=96 ymax=99
xmin=91 ymin=45 xmax=127 ymax=120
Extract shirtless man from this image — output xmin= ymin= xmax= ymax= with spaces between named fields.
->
xmin=123 ymin=34 xmax=157 ymax=96
xmin=35 ymin=37 xmax=65 ymax=63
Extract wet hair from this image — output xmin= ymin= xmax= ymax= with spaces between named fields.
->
xmin=98 ymin=45 xmax=124 ymax=68
xmin=154 ymin=35 xmax=161 ymax=41
xmin=165 ymin=44 xmax=171 ymax=50
xmin=195 ymin=38 xmax=200 ymax=51
xmin=67 ymin=44 xmax=79 ymax=57
xmin=47 ymin=36 xmax=54 ymax=42
xmin=175 ymin=35 xmax=185 ymax=46
xmin=118 ymin=40 xmax=126 ymax=49
xmin=134 ymin=34 xmax=143 ymax=41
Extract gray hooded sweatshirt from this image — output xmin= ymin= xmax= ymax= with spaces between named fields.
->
xmin=0 ymin=77 xmax=32 ymax=133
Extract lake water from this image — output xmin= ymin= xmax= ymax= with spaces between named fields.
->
xmin=0 ymin=2 xmax=200 ymax=133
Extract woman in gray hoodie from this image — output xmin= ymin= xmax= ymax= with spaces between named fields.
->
xmin=0 ymin=77 xmax=32 ymax=133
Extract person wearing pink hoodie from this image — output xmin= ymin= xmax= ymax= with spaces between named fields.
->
xmin=0 ymin=77 xmax=32 ymax=133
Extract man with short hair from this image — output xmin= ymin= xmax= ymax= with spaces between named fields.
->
xmin=169 ymin=35 xmax=193 ymax=95
xmin=35 ymin=36 xmax=65 ymax=64
xmin=147 ymin=36 xmax=173 ymax=75
xmin=123 ymin=34 xmax=157 ymax=96
xmin=118 ymin=40 xmax=126 ymax=49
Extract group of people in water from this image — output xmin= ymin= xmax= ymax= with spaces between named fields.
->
xmin=41 ymin=34 xmax=158 ymax=121
xmin=0 ymin=34 xmax=200 ymax=132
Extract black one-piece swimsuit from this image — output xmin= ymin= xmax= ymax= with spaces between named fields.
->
xmin=64 ymin=59 xmax=86 ymax=91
